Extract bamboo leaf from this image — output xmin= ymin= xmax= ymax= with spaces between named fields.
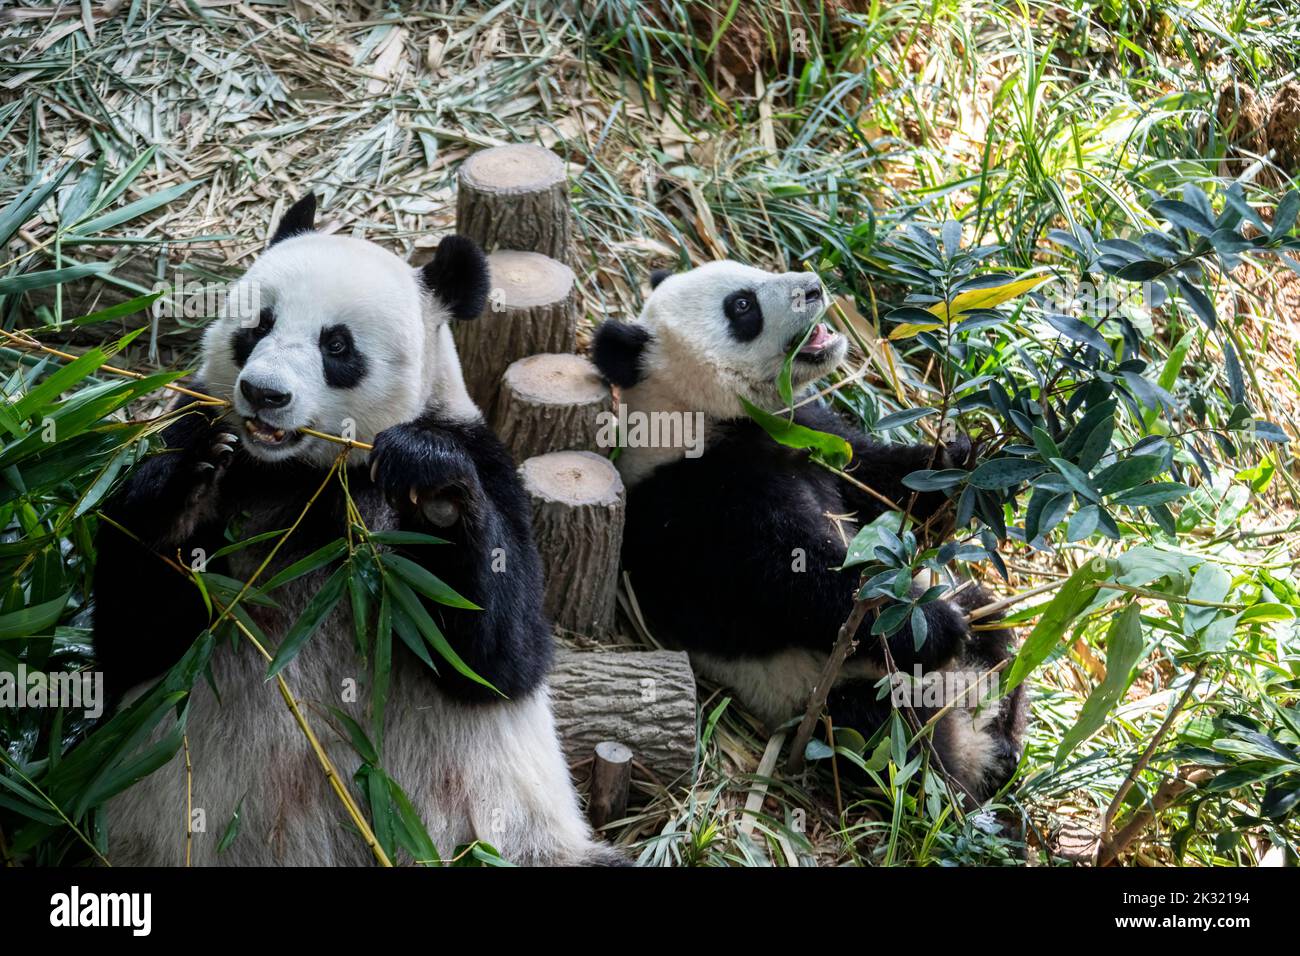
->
xmin=926 ymin=275 xmax=1047 ymax=319
xmin=740 ymin=397 xmax=852 ymax=469
xmin=1055 ymin=603 xmax=1144 ymax=762
xmin=265 ymin=564 xmax=349 ymax=679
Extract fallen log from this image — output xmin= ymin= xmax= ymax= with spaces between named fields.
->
xmin=550 ymin=648 xmax=697 ymax=784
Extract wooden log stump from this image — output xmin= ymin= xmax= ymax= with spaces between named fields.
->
xmin=456 ymin=144 xmax=572 ymax=264
xmin=492 ymin=353 xmax=611 ymax=461
xmin=453 ymin=250 xmax=576 ymax=414
xmin=588 ymin=741 xmax=633 ymax=829
xmin=519 ymin=451 xmax=624 ymax=636
xmin=550 ymin=649 xmax=697 ymax=783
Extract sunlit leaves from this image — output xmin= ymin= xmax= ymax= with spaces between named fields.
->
xmin=925 ymin=274 xmax=1048 ymax=321
xmin=1055 ymin=603 xmax=1144 ymax=763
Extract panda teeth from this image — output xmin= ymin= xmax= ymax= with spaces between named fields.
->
xmin=243 ymin=418 xmax=288 ymax=444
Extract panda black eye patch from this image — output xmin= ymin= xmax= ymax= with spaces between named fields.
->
xmin=319 ymin=324 xmax=367 ymax=388
xmin=231 ymin=307 xmax=275 ymax=368
xmin=723 ymin=289 xmax=763 ymax=342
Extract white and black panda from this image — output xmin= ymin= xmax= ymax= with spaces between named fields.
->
xmin=592 ymin=260 xmax=1027 ymax=803
xmin=94 ymin=195 xmax=623 ymax=866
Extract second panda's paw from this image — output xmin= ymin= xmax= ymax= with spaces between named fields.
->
xmin=939 ymin=434 xmax=975 ymax=470
xmin=369 ymin=422 xmax=482 ymax=528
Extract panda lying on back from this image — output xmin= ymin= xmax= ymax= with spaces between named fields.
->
xmin=592 ymin=261 xmax=1026 ymax=803
xmin=95 ymin=195 xmax=622 ymax=865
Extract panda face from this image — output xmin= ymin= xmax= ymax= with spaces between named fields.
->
xmin=594 ymin=261 xmax=847 ymax=420
xmin=199 ymin=196 xmax=488 ymax=466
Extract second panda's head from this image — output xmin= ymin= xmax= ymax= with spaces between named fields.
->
xmin=199 ymin=194 xmax=488 ymax=466
xmin=592 ymin=260 xmax=846 ymax=421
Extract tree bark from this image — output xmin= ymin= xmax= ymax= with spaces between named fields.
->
xmin=456 ymin=144 xmax=572 ymax=264
xmin=492 ymin=353 xmax=611 ymax=461
xmin=519 ymin=450 xmax=625 ymax=636
xmin=453 ymin=250 xmax=576 ymax=415
xmin=550 ymin=648 xmax=697 ymax=783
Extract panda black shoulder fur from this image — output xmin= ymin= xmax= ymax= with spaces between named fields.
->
xmin=94 ymin=195 xmax=624 ymax=865
xmin=592 ymin=261 xmax=1027 ymax=804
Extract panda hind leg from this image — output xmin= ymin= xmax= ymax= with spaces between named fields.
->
xmin=929 ymin=583 xmax=1028 ymax=804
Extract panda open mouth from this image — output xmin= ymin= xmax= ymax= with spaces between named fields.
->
xmin=242 ymin=416 xmax=304 ymax=448
xmin=792 ymin=322 xmax=840 ymax=361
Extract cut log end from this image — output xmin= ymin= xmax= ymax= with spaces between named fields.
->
xmin=459 ymin=143 xmax=566 ymax=195
xmin=486 ymin=250 xmax=574 ymax=310
xmin=588 ymin=741 xmax=633 ymax=830
xmin=453 ymin=250 xmax=577 ymax=413
xmin=521 ymin=450 xmax=623 ymax=509
xmin=456 ymin=145 xmax=572 ymax=263
xmin=494 ymin=355 xmax=611 ymax=461
xmin=504 ymin=353 xmax=608 ymax=406
xmin=522 ymin=451 xmax=625 ymax=635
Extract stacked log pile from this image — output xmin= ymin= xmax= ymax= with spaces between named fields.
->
xmin=453 ymin=144 xmax=697 ymax=809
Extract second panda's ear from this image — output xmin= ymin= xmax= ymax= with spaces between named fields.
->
xmin=420 ymin=235 xmax=489 ymax=320
xmin=649 ymin=267 xmax=675 ymax=290
xmin=269 ymin=194 xmax=317 ymax=246
xmin=592 ymin=320 xmax=652 ymax=388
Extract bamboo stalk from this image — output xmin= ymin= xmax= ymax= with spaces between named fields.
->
xmin=99 ymin=467 xmax=392 ymax=866
xmin=1100 ymin=661 xmax=1210 ymax=847
xmin=183 ymin=734 xmax=193 ymax=868
xmin=786 ymin=595 xmax=883 ymax=774
xmin=223 ymin=606 xmax=393 ymax=868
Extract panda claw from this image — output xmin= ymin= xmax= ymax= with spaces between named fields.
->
xmin=370 ymin=458 xmax=381 ymax=483
xmin=215 ymin=432 xmax=240 ymax=446
xmin=409 ymin=486 xmax=421 ymax=507
xmin=194 ymin=460 xmax=216 ymax=476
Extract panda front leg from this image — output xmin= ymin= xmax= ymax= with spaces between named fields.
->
xmin=842 ymin=435 xmax=977 ymax=526
xmin=367 ymin=416 xmax=552 ymax=700
xmin=368 ymin=415 xmax=627 ymax=865
xmin=94 ymin=398 xmax=237 ymax=703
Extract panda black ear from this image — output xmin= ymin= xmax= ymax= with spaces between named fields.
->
xmin=420 ymin=235 xmax=489 ymax=320
xmin=269 ymin=193 xmax=317 ymax=246
xmin=592 ymin=320 xmax=652 ymax=389
xmin=649 ymin=267 xmax=675 ymax=290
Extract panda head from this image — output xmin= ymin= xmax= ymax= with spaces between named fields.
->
xmin=592 ymin=260 xmax=846 ymax=420
xmin=199 ymin=194 xmax=489 ymax=466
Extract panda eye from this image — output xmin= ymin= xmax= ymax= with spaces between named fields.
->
xmin=252 ymin=308 xmax=274 ymax=337
xmin=320 ymin=324 xmax=357 ymax=361
xmin=735 ymin=297 xmax=751 ymax=312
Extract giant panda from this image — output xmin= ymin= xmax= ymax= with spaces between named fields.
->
xmin=591 ymin=260 xmax=1027 ymax=804
xmin=94 ymin=195 xmax=624 ymax=866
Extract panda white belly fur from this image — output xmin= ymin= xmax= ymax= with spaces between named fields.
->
xmin=108 ymin=509 xmax=595 ymax=867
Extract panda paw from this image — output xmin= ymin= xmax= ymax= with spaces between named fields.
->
xmin=940 ymin=434 xmax=979 ymax=470
xmin=186 ymin=429 xmax=239 ymax=501
xmin=369 ymin=422 xmax=482 ymax=528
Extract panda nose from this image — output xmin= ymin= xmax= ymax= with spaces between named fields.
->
xmin=240 ymin=379 xmax=292 ymax=411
